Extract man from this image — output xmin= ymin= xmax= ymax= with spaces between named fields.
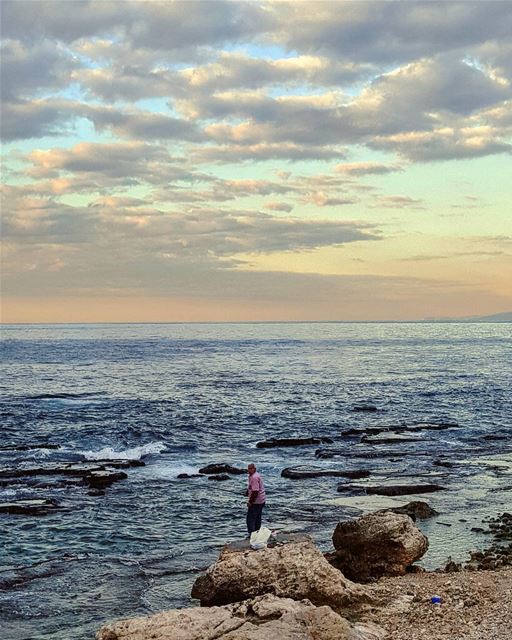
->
xmin=246 ymin=463 xmax=266 ymax=536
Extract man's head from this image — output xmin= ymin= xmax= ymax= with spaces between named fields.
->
xmin=247 ymin=463 xmax=256 ymax=475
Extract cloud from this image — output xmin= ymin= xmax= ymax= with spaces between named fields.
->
xmin=336 ymin=162 xmax=403 ymax=175
xmin=374 ymin=195 xmax=423 ymax=209
xmin=271 ymin=1 xmax=512 ymax=64
xmin=264 ymin=201 xmax=294 ymax=213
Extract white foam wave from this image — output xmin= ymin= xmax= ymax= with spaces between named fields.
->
xmin=80 ymin=442 xmax=167 ymax=461
xmin=137 ymin=462 xmax=200 ymax=479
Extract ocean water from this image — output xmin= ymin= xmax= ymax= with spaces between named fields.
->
xmin=0 ymin=322 xmax=511 ymax=639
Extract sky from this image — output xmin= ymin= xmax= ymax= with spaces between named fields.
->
xmin=1 ymin=0 xmax=511 ymax=322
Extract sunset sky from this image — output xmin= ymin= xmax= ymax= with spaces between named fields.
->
xmin=1 ymin=0 xmax=511 ymax=322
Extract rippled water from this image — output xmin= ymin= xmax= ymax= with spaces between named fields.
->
xmin=1 ymin=322 xmax=511 ymax=639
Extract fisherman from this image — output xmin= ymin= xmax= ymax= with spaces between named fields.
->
xmin=246 ymin=463 xmax=266 ymax=536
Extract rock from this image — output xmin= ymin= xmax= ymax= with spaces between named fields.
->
xmin=361 ymin=435 xmax=423 ymax=445
xmin=198 ymin=464 xmax=245 ymax=475
xmin=383 ymin=501 xmax=439 ymax=520
xmin=191 ymin=538 xmax=370 ymax=612
xmin=281 ymin=466 xmax=370 ymax=480
xmin=84 ymin=470 xmax=128 ymax=489
xmin=0 ymin=443 xmax=60 ymax=451
xmin=0 ymin=498 xmax=63 ymax=515
xmin=365 ymin=484 xmax=445 ymax=496
xmin=257 ymin=436 xmax=334 ymax=448
xmin=353 ymin=404 xmax=378 ymax=412
xmin=329 ymin=512 xmax=428 ymax=582
xmin=207 ymin=474 xmax=231 ymax=481
xmin=96 ymin=594 xmax=386 ymax=640
xmin=177 ymin=473 xmax=202 ymax=479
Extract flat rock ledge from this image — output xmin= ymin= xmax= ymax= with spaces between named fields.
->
xmin=96 ymin=594 xmax=386 ymax=640
xmin=191 ymin=537 xmax=371 ymax=612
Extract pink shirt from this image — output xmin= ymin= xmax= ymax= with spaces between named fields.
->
xmin=248 ymin=472 xmax=266 ymax=504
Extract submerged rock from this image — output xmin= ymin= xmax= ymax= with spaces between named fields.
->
xmin=96 ymin=594 xmax=386 ymax=640
xmin=207 ymin=474 xmax=231 ymax=481
xmin=352 ymin=404 xmax=378 ymax=412
xmin=84 ymin=470 xmax=128 ymax=489
xmin=257 ymin=436 xmax=334 ymax=448
xmin=177 ymin=473 xmax=202 ymax=479
xmin=281 ymin=465 xmax=370 ymax=480
xmin=382 ymin=501 xmax=439 ymax=520
xmin=198 ymin=464 xmax=245 ymax=475
xmin=191 ymin=538 xmax=370 ymax=612
xmin=0 ymin=498 xmax=63 ymax=516
xmin=328 ymin=512 xmax=428 ymax=582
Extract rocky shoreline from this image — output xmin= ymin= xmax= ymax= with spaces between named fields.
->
xmin=96 ymin=507 xmax=512 ymax=640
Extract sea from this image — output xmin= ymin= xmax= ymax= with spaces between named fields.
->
xmin=1 ymin=322 xmax=511 ymax=639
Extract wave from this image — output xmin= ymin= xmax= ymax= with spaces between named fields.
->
xmin=79 ymin=441 xmax=167 ymax=461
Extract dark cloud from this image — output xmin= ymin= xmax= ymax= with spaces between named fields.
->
xmin=272 ymin=1 xmax=512 ymax=64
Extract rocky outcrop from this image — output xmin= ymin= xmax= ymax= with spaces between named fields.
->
xmin=191 ymin=538 xmax=370 ymax=612
xmin=0 ymin=498 xmax=63 ymax=515
xmin=382 ymin=501 xmax=439 ymax=520
xmin=96 ymin=594 xmax=386 ymax=640
xmin=257 ymin=436 xmax=334 ymax=448
xmin=335 ymin=483 xmax=445 ymax=496
xmin=198 ymin=464 xmax=245 ymax=475
xmin=328 ymin=512 xmax=428 ymax=582
xmin=281 ymin=465 xmax=370 ymax=480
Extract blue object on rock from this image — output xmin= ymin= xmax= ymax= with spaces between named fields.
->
xmin=431 ymin=595 xmax=442 ymax=604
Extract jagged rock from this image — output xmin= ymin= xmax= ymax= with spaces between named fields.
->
xmin=96 ymin=594 xmax=386 ymax=640
xmin=352 ymin=404 xmax=378 ymax=412
xmin=84 ymin=470 xmax=128 ymax=489
xmin=329 ymin=512 xmax=428 ymax=582
xmin=208 ymin=474 xmax=230 ymax=481
xmin=281 ymin=466 xmax=370 ymax=480
xmin=257 ymin=436 xmax=334 ymax=449
xmin=177 ymin=473 xmax=202 ymax=479
xmin=191 ymin=538 xmax=370 ymax=612
xmin=198 ymin=464 xmax=245 ymax=475
xmin=381 ymin=501 xmax=439 ymax=520
xmin=0 ymin=498 xmax=63 ymax=515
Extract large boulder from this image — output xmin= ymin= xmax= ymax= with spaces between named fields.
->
xmin=191 ymin=538 xmax=370 ymax=612
xmin=96 ymin=594 xmax=385 ymax=640
xmin=329 ymin=512 xmax=428 ymax=582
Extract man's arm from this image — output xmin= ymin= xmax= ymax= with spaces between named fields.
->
xmin=248 ymin=490 xmax=259 ymax=504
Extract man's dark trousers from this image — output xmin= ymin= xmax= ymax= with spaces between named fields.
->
xmin=247 ymin=503 xmax=264 ymax=535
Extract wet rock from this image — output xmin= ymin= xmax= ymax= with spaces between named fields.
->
xmin=0 ymin=443 xmax=60 ymax=452
xmin=96 ymin=593 xmax=386 ymax=640
xmin=257 ymin=436 xmax=334 ymax=448
xmin=198 ymin=464 xmax=245 ymax=475
xmin=352 ymin=404 xmax=378 ymax=412
xmin=329 ymin=512 xmax=428 ymax=582
xmin=361 ymin=435 xmax=423 ymax=445
xmin=381 ymin=501 xmax=439 ymax=521
xmin=88 ymin=490 xmax=106 ymax=497
xmin=365 ymin=484 xmax=445 ymax=496
xmin=0 ymin=498 xmax=63 ymax=516
xmin=208 ymin=474 xmax=230 ymax=481
xmin=177 ymin=473 xmax=202 ymax=479
xmin=84 ymin=470 xmax=128 ymax=489
xmin=336 ymin=484 xmax=445 ymax=496
xmin=281 ymin=465 xmax=370 ymax=480
xmin=444 ymin=557 xmax=462 ymax=572
xmin=191 ymin=538 xmax=370 ymax=612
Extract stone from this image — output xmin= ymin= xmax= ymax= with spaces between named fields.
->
xmin=329 ymin=511 xmax=428 ymax=582
xmin=257 ymin=436 xmax=334 ymax=448
xmin=177 ymin=473 xmax=202 ymax=479
xmin=84 ymin=470 xmax=128 ymax=489
xmin=352 ymin=404 xmax=378 ymax=412
xmin=191 ymin=538 xmax=370 ymax=612
xmin=364 ymin=484 xmax=445 ymax=496
xmin=381 ymin=501 xmax=439 ymax=520
xmin=96 ymin=594 xmax=386 ymax=640
xmin=198 ymin=464 xmax=245 ymax=475
xmin=281 ymin=465 xmax=370 ymax=480
xmin=0 ymin=498 xmax=63 ymax=515
xmin=208 ymin=474 xmax=231 ymax=481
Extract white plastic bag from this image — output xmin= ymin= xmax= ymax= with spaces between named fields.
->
xmin=250 ymin=527 xmax=272 ymax=550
